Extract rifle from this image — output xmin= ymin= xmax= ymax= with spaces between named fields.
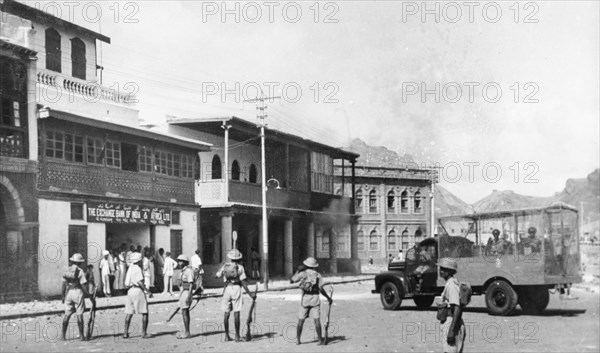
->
xmin=86 ymin=290 xmax=97 ymax=340
xmin=245 ymin=286 xmax=259 ymax=341
xmin=324 ymin=284 xmax=334 ymax=345
xmin=166 ymin=287 xmax=204 ymax=323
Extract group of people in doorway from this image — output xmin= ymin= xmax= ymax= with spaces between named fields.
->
xmin=90 ymin=244 xmax=205 ymax=298
xmin=61 ymin=248 xmax=333 ymax=345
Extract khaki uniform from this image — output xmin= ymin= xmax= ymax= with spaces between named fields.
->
xmin=216 ymin=263 xmax=247 ymax=313
xmin=291 ymin=269 xmax=324 ymax=319
xmin=124 ymin=265 xmax=148 ymax=314
xmin=62 ymin=265 xmax=87 ymax=315
xmin=440 ymin=277 xmax=465 ymax=353
xmin=179 ymin=266 xmax=194 ymax=309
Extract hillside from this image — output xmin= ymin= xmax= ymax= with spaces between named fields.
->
xmin=435 ymin=185 xmax=472 ymax=217
xmin=472 ymin=190 xmax=556 ymax=213
xmin=346 ymin=138 xmax=415 ymax=168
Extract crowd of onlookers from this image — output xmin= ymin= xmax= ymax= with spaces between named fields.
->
xmin=90 ymin=244 xmax=181 ymax=297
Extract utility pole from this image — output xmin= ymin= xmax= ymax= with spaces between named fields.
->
xmin=244 ymin=92 xmax=280 ymax=290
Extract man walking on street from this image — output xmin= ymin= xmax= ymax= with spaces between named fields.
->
xmin=123 ymin=252 xmax=151 ymax=339
xmin=61 ymin=253 xmax=89 ymax=341
xmin=155 ymin=248 xmax=165 ymax=293
xmin=290 ymin=257 xmax=333 ymax=345
xmin=177 ymin=254 xmax=194 ymax=339
xmin=437 ymin=258 xmax=465 ymax=353
xmin=250 ymin=246 xmax=261 ymax=280
xmin=215 ymin=249 xmax=256 ymax=342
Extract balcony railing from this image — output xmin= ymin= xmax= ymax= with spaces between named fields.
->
xmin=38 ymin=160 xmax=194 ymax=203
xmin=195 ymin=179 xmax=343 ymax=211
xmin=37 ymin=70 xmax=135 ymax=105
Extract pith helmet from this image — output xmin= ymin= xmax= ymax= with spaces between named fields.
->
xmin=303 ymin=257 xmax=319 ymax=268
xmin=70 ymin=253 xmax=85 ymax=262
xmin=437 ymin=257 xmax=458 ymax=271
xmin=177 ymin=254 xmax=190 ymax=262
xmin=492 ymin=229 xmax=500 ymax=236
xmin=227 ymin=249 xmax=243 ymax=260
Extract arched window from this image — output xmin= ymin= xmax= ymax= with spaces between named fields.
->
xmin=401 ymin=230 xmax=409 ymax=250
xmin=45 ymin=28 xmax=61 ymax=72
xmin=231 ymin=160 xmax=240 ymax=181
xmin=211 ymin=155 xmax=221 ymax=179
xmin=387 ymin=190 xmax=396 ymax=213
xmin=400 ymin=190 xmax=409 ymax=213
xmin=369 ymin=189 xmax=378 ymax=213
xmin=355 ymin=189 xmax=363 ymax=214
xmin=369 ymin=230 xmax=379 ymax=251
xmin=387 ymin=230 xmax=396 ymax=250
xmin=71 ymin=37 xmax=86 ymax=79
xmin=415 ymin=227 xmax=423 ymax=240
xmin=357 ymin=230 xmax=365 ymax=251
xmin=249 ymin=164 xmax=257 ymax=183
xmin=414 ymin=191 xmax=423 ymax=213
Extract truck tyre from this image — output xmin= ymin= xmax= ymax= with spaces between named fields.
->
xmin=518 ymin=286 xmax=550 ymax=314
xmin=380 ymin=281 xmax=403 ymax=311
xmin=413 ymin=296 xmax=435 ymax=310
xmin=485 ymin=280 xmax=518 ymax=316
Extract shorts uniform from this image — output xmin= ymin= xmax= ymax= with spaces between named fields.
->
xmin=291 ymin=269 xmax=324 ymax=320
xmin=62 ymin=265 xmax=87 ymax=315
xmin=124 ymin=264 xmax=148 ymax=314
xmin=216 ymin=262 xmax=247 ymax=313
xmin=440 ymin=277 xmax=465 ymax=353
xmin=179 ymin=266 xmax=194 ymax=309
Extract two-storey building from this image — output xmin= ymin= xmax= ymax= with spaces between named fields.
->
xmin=167 ymin=117 xmax=360 ymax=286
xmin=335 ymin=164 xmax=437 ymax=265
xmin=1 ymin=0 xmax=211 ymax=299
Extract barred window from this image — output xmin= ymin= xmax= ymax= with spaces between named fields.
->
xmin=181 ymin=155 xmax=194 ymax=178
xmin=401 ymin=191 xmax=409 ymax=213
xmin=387 ymin=190 xmax=396 ymax=213
xmin=414 ymin=191 xmax=423 ymax=213
xmin=45 ymin=130 xmax=83 ymax=163
xmin=369 ymin=190 xmax=378 ymax=214
xmin=310 ymin=152 xmax=333 ymax=194
xmin=87 ymin=137 xmax=104 ymax=165
xmin=139 ymin=146 xmax=153 ymax=172
xmin=369 ymin=230 xmax=379 ymax=251
xmin=105 ymin=140 xmax=121 ymax=168
xmin=155 ymin=150 xmax=175 ymax=176
xmin=387 ymin=230 xmax=397 ymax=251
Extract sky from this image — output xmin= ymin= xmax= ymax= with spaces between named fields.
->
xmin=23 ymin=0 xmax=600 ymax=203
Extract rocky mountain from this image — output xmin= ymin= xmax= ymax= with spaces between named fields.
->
xmin=346 ymin=138 xmax=415 ymax=168
xmin=434 ymin=185 xmax=472 ymax=217
xmin=472 ymin=190 xmax=556 ymax=213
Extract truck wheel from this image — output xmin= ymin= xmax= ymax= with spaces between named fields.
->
xmin=485 ymin=280 xmax=518 ymax=316
xmin=413 ymin=296 xmax=435 ymax=310
xmin=518 ymin=286 xmax=550 ymax=314
xmin=380 ymin=282 xmax=403 ymax=310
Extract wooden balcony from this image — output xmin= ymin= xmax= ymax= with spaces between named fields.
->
xmin=38 ymin=160 xmax=194 ymax=204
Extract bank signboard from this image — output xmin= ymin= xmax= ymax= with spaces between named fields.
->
xmin=87 ymin=202 xmax=171 ymax=225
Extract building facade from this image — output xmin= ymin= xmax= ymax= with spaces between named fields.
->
xmin=1 ymin=0 xmax=211 ymax=299
xmin=167 ymin=117 xmax=360 ymax=287
xmin=335 ymin=164 xmax=437 ymax=265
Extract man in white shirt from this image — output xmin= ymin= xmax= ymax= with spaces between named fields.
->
xmin=162 ymin=252 xmax=178 ymax=296
xmin=190 ymin=249 xmax=204 ymax=292
xmin=99 ymin=250 xmax=113 ymax=297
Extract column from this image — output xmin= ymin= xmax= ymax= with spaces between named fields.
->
xmin=284 ymin=218 xmax=293 ymax=277
xmin=328 ymin=229 xmax=338 ymax=274
xmin=220 ymin=211 xmax=233 ymax=261
xmin=306 ymin=221 xmax=315 ymax=258
xmin=350 ymin=218 xmax=358 ymax=260
xmin=27 ymin=57 xmax=38 ymax=161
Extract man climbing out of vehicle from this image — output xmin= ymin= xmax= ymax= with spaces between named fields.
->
xmin=436 ymin=258 xmax=465 ymax=353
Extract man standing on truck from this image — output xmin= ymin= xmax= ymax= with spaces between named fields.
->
xmin=437 ymin=258 xmax=465 ymax=353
